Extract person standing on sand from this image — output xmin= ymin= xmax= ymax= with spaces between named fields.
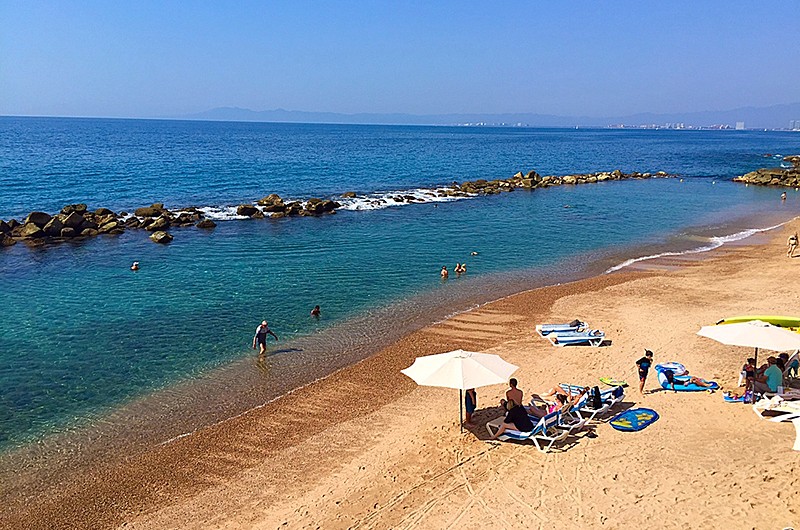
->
xmin=252 ymin=320 xmax=278 ymax=355
xmin=440 ymin=266 xmax=449 ymax=279
xmin=636 ymin=349 xmax=654 ymax=395
xmin=788 ymin=232 xmax=797 ymax=257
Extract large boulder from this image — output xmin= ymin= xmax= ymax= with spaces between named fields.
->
xmin=98 ymin=221 xmax=121 ymax=234
xmin=134 ymin=205 xmax=165 ymax=217
xmin=150 ymin=231 xmax=173 ymax=244
xmin=61 ymin=204 xmax=87 ymax=215
xmin=256 ymin=194 xmax=284 ymax=207
xmin=19 ymin=223 xmax=45 ymax=238
xmin=145 ymin=216 xmax=170 ymax=231
xmin=43 ymin=217 xmax=64 ymax=236
xmin=62 ymin=211 xmax=85 ymax=229
xmin=236 ymin=205 xmax=258 ymax=217
xmin=25 ymin=211 xmax=52 ymax=228
xmin=196 ymin=219 xmax=217 ymax=229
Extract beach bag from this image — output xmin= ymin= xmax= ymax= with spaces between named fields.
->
xmin=590 ymin=386 xmax=602 ymax=409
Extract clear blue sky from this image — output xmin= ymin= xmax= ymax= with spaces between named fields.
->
xmin=1 ymin=1 xmax=798 ymax=118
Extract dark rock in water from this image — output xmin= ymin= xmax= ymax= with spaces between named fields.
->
xmin=145 ymin=216 xmax=170 ymax=231
xmin=60 ymin=227 xmax=77 ymax=238
xmin=0 ymin=220 xmax=11 ymax=234
xmin=342 ymin=191 xmax=357 ymax=198
xmin=785 ymin=155 xmax=800 ymax=169
xmin=196 ymin=219 xmax=217 ymax=229
xmin=149 ymin=231 xmax=173 ymax=244
xmin=95 ymin=207 xmax=115 ymax=216
xmin=20 ymin=223 xmax=45 ymax=238
xmin=43 ymin=217 xmax=64 ymax=236
xmin=79 ymin=219 xmax=98 ymax=231
xmin=236 ymin=205 xmax=258 ymax=217
xmin=134 ymin=205 xmax=164 ymax=217
xmin=62 ymin=211 xmax=85 ymax=229
xmin=1 ymin=233 xmax=16 ymax=246
xmin=81 ymin=228 xmax=99 ymax=237
xmin=61 ymin=204 xmax=87 ymax=215
xmin=25 ymin=211 xmax=52 ymax=228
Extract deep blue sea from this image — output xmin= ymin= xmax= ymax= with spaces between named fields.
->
xmin=1 ymin=116 xmax=798 ymax=454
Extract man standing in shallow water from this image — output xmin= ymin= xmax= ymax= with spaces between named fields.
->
xmin=253 ymin=320 xmax=278 ymax=355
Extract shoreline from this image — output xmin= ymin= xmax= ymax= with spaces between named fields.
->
xmin=2 ymin=214 xmax=799 ymax=528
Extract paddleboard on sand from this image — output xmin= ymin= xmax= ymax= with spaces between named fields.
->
xmin=610 ymin=408 xmax=659 ymax=432
xmin=599 ymin=377 xmax=627 ymax=387
xmin=716 ymin=315 xmax=800 ymax=332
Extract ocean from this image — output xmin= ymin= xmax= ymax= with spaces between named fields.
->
xmin=1 ymin=116 xmax=798 ymax=455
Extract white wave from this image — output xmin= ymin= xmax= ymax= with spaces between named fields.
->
xmin=195 ymin=206 xmax=251 ymax=220
xmin=336 ymin=187 xmax=475 ymax=211
xmin=605 ymin=222 xmax=787 ymax=273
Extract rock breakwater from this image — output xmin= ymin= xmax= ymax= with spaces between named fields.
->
xmin=0 ymin=168 xmax=672 ymax=248
xmin=732 ymin=155 xmax=800 ymax=188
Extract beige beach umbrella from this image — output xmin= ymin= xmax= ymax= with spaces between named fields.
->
xmin=697 ymin=320 xmax=800 ymax=402
xmin=400 ymin=349 xmax=518 ymax=432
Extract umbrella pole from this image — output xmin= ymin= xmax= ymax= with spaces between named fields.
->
xmin=459 ymin=389 xmax=464 ymax=433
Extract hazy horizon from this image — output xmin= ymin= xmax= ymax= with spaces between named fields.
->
xmin=1 ymin=1 xmax=799 ymax=119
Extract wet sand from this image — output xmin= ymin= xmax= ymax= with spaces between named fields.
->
xmin=2 ymin=219 xmax=800 ymax=529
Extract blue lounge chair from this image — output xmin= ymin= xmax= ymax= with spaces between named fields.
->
xmin=536 ymin=321 xmax=587 ymax=337
xmin=547 ymin=329 xmax=605 ymax=347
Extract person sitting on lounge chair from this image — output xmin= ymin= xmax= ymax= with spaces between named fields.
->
xmin=754 ymin=357 xmax=782 ymax=394
xmin=500 ymin=378 xmax=524 ymax=408
xmin=489 ymin=399 xmax=534 ymax=440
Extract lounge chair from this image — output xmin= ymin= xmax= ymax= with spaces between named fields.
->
xmin=536 ymin=321 xmax=587 ymax=337
xmin=546 ymin=329 xmax=605 ymax=347
xmin=753 ymin=395 xmax=800 ymax=451
xmin=486 ymin=411 xmax=570 ymax=452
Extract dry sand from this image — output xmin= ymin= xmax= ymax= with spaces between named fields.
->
xmin=2 ymin=220 xmax=799 ymax=530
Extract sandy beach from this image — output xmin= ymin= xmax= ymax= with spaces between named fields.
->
xmin=3 ymin=219 xmax=800 ymax=530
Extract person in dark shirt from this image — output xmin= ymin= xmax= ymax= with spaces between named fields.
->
xmin=636 ymin=349 xmax=654 ymax=395
xmin=489 ymin=399 xmax=535 ymax=439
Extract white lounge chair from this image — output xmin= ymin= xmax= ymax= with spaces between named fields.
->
xmin=486 ymin=411 xmax=571 ymax=452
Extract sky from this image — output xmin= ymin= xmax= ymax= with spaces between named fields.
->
xmin=1 ymin=1 xmax=798 ymax=119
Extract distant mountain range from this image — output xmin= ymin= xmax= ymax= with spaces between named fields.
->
xmin=179 ymin=102 xmax=800 ymax=129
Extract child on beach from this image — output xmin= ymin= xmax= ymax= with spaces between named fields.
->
xmin=636 ymin=349 xmax=654 ymax=395
xmin=464 ymin=388 xmax=477 ymax=425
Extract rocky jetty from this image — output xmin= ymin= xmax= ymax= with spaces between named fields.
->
xmin=732 ymin=155 xmax=800 ymax=188
xmin=1 ymin=168 xmax=672 ymax=249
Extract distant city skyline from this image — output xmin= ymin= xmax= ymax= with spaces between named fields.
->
xmin=1 ymin=1 xmax=799 ymax=119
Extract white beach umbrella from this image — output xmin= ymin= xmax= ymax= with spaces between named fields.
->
xmin=697 ymin=320 xmax=800 ymax=402
xmin=401 ymin=349 xmax=518 ymax=431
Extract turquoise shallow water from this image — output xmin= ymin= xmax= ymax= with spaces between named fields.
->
xmin=1 ymin=117 xmax=798 ymax=451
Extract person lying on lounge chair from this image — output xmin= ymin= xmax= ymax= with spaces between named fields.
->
xmin=489 ymin=399 xmax=535 ymax=440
